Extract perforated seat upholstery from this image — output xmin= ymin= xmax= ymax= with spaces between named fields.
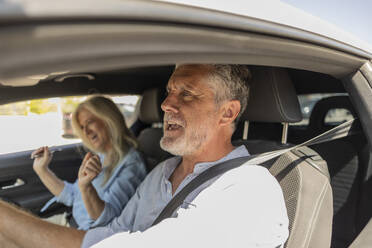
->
xmin=235 ymin=67 xmax=333 ymax=248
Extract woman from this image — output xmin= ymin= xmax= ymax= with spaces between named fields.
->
xmin=32 ymin=96 xmax=147 ymax=230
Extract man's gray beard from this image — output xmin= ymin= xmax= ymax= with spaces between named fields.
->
xmin=160 ymin=126 xmax=208 ymax=156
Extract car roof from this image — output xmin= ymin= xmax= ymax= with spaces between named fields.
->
xmin=0 ymin=0 xmax=369 ymax=102
xmin=159 ymin=0 xmax=372 ymax=56
xmin=1 ymin=0 xmax=372 ymax=59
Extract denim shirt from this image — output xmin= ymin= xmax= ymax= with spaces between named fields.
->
xmin=82 ymin=145 xmax=252 ymax=247
xmin=42 ymin=148 xmax=147 ymax=230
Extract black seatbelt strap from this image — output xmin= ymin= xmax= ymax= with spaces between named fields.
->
xmin=152 ymin=118 xmax=359 ymax=226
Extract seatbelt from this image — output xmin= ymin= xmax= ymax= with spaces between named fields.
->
xmin=152 ymin=118 xmax=360 ymax=226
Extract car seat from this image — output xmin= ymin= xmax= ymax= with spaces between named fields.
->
xmin=306 ymin=96 xmax=366 ymax=248
xmin=234 ymin=67 xmax=333 ymax=248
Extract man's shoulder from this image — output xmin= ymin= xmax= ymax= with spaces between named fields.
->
xmin=203 ymin=163 xmax=284 ymax=203
xmin=218 ymin=164 xmax=278 ymax=187
xmin=193 ymin=163 xmax=287 ymax=219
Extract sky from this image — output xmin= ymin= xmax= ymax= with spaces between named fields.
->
xmin=282 ymin=0 xmax=372 ymax=45
xmin=161 ymin=0 xmax=372 ymax=51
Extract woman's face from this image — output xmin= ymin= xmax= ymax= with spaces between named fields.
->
xmin=77 ymin=108 xmax=110 ymax=152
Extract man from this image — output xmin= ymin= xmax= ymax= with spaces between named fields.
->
xmin=0 ymin=64 xmax=288 ymax=248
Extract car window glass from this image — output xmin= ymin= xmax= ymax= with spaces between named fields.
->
xmin=291 ymin=93 xmax=348 ymax=126
xmin=0 ymin=95 xmax=139 ymax=155
xmin=324 ymin=108 xmax=353 ymax=125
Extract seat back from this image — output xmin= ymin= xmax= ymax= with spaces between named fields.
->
xmin=271 ymin=147 xmax=332 ymax=248
xmin=308 ymin=95 xmax=356 ymax=136
xmin=236 ymin=67 xmax=333 ymax=248
xmin=306 ymin=96 xmax=365 ymax=248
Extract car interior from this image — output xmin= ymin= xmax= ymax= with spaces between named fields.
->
xmin=0 ymin=64 xmax=371 ymax=248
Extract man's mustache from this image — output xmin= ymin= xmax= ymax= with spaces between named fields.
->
xmin=163 ymin=113 xmax=186 ymax=127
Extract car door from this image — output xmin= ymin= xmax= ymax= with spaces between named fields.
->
xmin=0 ymin=97 xmax=86 ymax=216
xmin=0 ymin=144 xmax=83 ymax=216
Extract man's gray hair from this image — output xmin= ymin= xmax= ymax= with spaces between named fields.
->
xmin=207 ymin=64 xmax=251 ymax=125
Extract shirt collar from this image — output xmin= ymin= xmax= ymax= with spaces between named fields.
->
xmin=162 ymin=145 xmax=249 ymax=179
xmin=193 ymin=145 xmax=249 ymax=174
xmin=162 ymin=156 xmax=182 ymax=180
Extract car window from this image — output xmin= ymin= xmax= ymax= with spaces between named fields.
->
xmin=0 ymin=95 xmax=140 ymax=155
xmin=324 ymin=108 xmax=353 ymax=125
xmin=291 ymin=93 xmax=348 ymax=126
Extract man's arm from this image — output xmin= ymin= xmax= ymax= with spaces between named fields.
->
xmin=0 ymin=200 xmax=86 ymax=248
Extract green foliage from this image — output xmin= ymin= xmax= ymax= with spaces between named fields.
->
xmin=0 ymin=96 xmax=84 ymax=116
xmin=0 ymin=101 xmax=29 ymax=115
xmin=29 ymin=99 xmax=58 ymax=114
xmin=61 ymin=97 xmax=83 ymax=113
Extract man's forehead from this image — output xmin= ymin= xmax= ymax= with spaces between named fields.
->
xmin=174 ymin=64 xmax=212 ymax=75
xmin=167 ymin=64 xmax=212 ymax=89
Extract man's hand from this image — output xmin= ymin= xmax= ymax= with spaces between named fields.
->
xmin=78 ymin=152 xmax=102 ymax=189
xmin=32 ymin=146 xmax=53 ymax=174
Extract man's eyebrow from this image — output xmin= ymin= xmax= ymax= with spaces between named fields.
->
xmin=181 ymin=82 xmax=198 ymax=92
xmin=167 ymin=80 xmax=198 ymax=92
xmin=171 ymin=85 xmax=200 ymax=96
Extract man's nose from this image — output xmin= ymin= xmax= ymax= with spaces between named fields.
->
xmin=161 ymin=93 xmax=179 ymax=113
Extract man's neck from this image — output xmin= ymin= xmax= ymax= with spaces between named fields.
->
xmin=182 ymin=143 xmax=234 ymax=171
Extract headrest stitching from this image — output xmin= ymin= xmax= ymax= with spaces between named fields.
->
xmin=271 ymin=70 xmax=289 ymax=122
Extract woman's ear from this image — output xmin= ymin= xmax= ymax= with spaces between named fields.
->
xmin=219 ymin=100 xmax=241 ymax=126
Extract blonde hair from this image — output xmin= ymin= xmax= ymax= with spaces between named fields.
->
xmin=71 ymin=95 xmax=138 ymax=185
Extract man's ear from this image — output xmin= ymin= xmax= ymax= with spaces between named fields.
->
xmin=219 ymin=100 xmax=241 ymax=126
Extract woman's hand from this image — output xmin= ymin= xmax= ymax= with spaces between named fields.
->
xmin=78 ymin=152 xmax=105 ymax=220
xmin=78 ymin=152 xmax=102 ymax=189
xmin=31 ymin=146 xmax=53 ymax=174
xmin=30 ymin=146 xmax=64 ymax=196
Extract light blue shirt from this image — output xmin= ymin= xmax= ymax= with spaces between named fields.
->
xmin=45 ymin=148 xmax=147 ymax=230
xmin=82 ymin=145 xmax=251 ymax=247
